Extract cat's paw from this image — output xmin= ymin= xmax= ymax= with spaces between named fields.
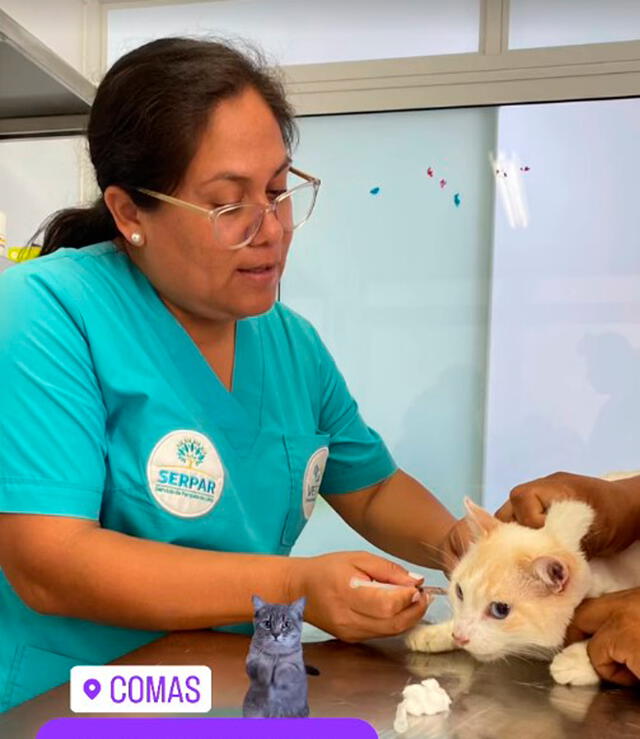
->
xmin=406 ymin=622 xmax=456 ymax=654
xmin=550 ymin=641 xmax=600 ymax=686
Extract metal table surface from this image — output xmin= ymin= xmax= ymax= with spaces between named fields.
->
xmin=2 ymin=630 xmax=639 ymax=738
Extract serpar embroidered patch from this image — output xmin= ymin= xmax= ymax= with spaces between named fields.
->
xmin=147 ymin=430 xmax=224 ymax=518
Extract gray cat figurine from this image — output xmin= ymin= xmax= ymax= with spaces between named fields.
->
xmin=242 ymin=595 xmax=311 ymax=718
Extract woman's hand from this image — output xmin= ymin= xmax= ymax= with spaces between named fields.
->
xmin=495 ymin=471 xmax=640 ymax=557
xmin=565 ymin=588 xmax=640 ymax=686
xmin=287 ymin=551 xmax=429 ymax=642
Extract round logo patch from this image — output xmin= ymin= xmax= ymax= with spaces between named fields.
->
xmin=302 ymin=447 xmax=329 ymax=519
xmin=146 ymin=430 xmax=224 ymax=518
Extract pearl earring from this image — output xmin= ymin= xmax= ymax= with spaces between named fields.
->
xmin=130 ymin=232 xmax=144 ymax=246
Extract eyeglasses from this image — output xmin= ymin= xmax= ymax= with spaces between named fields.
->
xmin=136 ymin=166 xmax=320 ymax=250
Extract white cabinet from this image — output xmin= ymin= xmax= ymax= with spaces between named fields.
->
xmin=0 ymin=2 xmax=99 ymax=247
xmin=0 ymin=0 xmax=101 ymax=77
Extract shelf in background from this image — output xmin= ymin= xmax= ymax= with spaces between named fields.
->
xmin=0 ymin=8 xmax=95 ymax=140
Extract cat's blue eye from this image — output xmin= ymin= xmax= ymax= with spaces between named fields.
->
xmin=455 ymin=584 xmax=463 ymax=601
xmin=264 ymin=619 xmax=271 ymax=628
xmin=488 ymin=602 xmax=510 ymax=619
xmin=284 ymin=620 xmax=291 ymax=629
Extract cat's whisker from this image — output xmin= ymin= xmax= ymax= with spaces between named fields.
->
xmin=418 ymin=540 xmax=457 ymax=571
xmin=515 ymin=644 xmax=556 ymax=662
xmin=417 ymin=539 xmax=451 ymax=558
xmin=513 ymin=679 xmax=546 ymax=690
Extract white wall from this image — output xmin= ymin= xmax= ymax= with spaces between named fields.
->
xmin=0 ymin=138 xmax=83 ymax=247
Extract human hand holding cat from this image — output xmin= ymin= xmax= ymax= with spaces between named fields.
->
xmin=495 ymin=471 xmax=640 ymax=557
xmin=565 ymin=588 xmax=640 ymax=686
xmin=287 ymin=551 xmax=429 ymax=642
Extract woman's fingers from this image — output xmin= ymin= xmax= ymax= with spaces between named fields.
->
xmin=345 ymin=589 xmax=429 ymax=639
xmin=300 ymin=551 xmax=432 ymax=642
xmin=350 ymin=582 xmax=426 ymax=619
xmin=351 ymin=551 xmax=423 ymax=588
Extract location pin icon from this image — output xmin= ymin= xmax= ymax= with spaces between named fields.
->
xmin=83 ymin=678 xmax=101 ymax=700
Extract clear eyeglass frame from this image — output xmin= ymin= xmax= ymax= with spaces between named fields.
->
xmin=135 ymin=166 xmax=321 ymax=250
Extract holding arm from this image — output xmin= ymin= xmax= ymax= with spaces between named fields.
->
xmin=0 ymin=513 xmax=427 ymax=641
xmin=493 ymin=468 xmax=640 ymax=686
xmin=495 ymin=471 xmax=640 ymax=557
xmin=566 ymin=588 xmax=640 ymax=686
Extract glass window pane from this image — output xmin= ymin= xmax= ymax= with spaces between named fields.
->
xmin=108 ymin=0 xmax=480 ymax=68
xmin=283 ymin=107 xmax=495 ymax=612
xmin=284 ymin=106 xmax=495 ymax=534
xmin=484 ymin=97 xmax=640 ymax=511
xmin=510 ymin=0 xmax=640 ymax=49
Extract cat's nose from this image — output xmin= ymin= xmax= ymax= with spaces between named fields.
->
xmin=452 ymin=631 xmax=469 ymax=646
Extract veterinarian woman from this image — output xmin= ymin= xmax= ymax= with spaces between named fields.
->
xmin=0 ymin=38 xmax=461 ymax=711
xmin=497 ymin=471 xmax=640 ymax=685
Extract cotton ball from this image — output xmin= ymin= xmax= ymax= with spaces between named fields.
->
xmin=393 ymin=678 xmax=451 ymax=734
xmin=407 ymin=678 xmax=451 ymax=714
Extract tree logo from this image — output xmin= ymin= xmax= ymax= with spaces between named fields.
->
xmin=176 ymin=438 xmax=207 ymax=468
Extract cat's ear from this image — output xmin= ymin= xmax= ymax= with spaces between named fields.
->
xmin=252 ymin=595 xmax=266 ymax=612
xmin=290 ymin=596 xmax=306 ymax=619
xmin=530 ymin=556 xmax=569 ymax=593
xmin=464 ymin=497 xmax=499 ymax=539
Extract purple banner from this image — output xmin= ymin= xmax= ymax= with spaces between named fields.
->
xmin=37 ymin=718 xmax=377 ymax=738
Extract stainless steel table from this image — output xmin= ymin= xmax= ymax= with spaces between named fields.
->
xmin=1 ymin=631 xmax=639 ymax=738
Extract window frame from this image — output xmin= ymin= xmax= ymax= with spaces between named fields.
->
xmin=101 ymin=0 xmax=640 ymax=114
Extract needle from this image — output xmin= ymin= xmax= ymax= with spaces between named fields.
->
xmin=349 ymin=578 xmax=448 ymax=596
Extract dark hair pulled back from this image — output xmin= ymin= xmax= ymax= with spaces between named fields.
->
xmin=38 ymin=37 xmax=297 ymax=255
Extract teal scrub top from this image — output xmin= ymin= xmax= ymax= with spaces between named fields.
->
xmin=0 ymin=241 xmax=396 ymax=711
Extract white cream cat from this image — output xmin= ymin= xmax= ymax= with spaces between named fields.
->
xmin=406 ymin=495 xmax=640 ymax=686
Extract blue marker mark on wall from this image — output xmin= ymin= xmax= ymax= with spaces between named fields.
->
xmin=454 ymin=193 xmax=461 ymax=207
xmin=369 ymin=187 xmax=380 ymax=195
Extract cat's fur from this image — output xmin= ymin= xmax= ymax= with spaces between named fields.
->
xmin=242 ymin=595 xmax=310 ymax=718
xmin=406 ymin=489 xmax=640 ymax=686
